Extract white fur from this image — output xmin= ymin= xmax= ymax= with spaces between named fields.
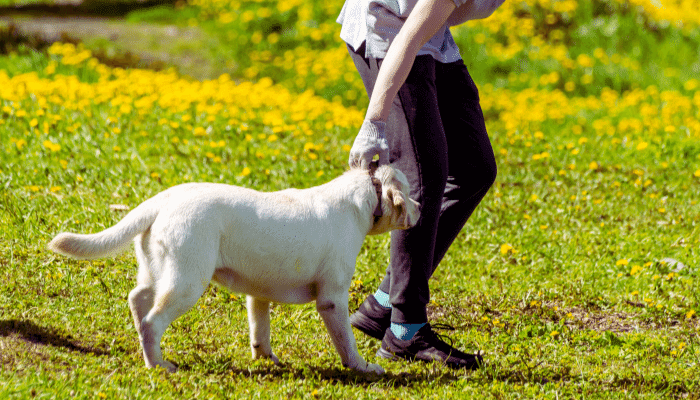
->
xmin=49 ymin=165 xmax=419 ymax=374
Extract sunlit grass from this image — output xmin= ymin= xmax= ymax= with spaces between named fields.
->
xmin=1 ymin=0 xmax=699 ymax=398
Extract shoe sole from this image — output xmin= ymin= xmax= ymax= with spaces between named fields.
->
xmin=349 ymin=312 xmax=387 ymax=340
xmin=376 ymin=347 xmax=483 ymax=370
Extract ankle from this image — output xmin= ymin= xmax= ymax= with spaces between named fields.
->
xmin=390 ymin=322 xmax=427 ymax=340
xmin=373 ymin=289 xmax=391 ymax=309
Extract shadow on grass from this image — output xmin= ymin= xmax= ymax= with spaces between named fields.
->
xmin=0 ymin=319 xmax=109 ymax=356
xmin=175 ymin=358 xmax=465 ymax=387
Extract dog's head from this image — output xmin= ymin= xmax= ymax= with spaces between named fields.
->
xmin=368 ymin=165 xmax=420 ymax=235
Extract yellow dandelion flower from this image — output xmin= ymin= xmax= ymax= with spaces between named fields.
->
xmin=42 ymin=140 xmax=61 ymax=152
xmin=636 ymin=141 xmax=649 ymax=151
xmin=550 ymin=331 xmax=559 ymax=338
xmin=616 ymin=259 xmax=629 ymax=266
xmin=589 ymin=161 xmax=598 ymax=170
xmin=50 ymin=186 xmax=61 ymax=193
xmin=694 ymin=170 xmax=700 ymax=178
xmin=500 ymin=244 xmax=515 ymax=255
xmin=240 ymin=167 xmax=251 ymax=177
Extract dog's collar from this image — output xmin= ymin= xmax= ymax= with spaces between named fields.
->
xmin=371 ymin=176 xmax=383 ymax=220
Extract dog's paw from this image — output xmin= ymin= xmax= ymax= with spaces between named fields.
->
xmin=154 ymin=360 xmax=178 ymax=373
xmin=353 ymin=362 xmax=384 ymax=375
xmin=253 ymin=351 xmax=281 ymax=366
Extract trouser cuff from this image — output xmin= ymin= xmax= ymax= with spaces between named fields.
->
xmin=391 ymin=304 xmax=428 ymax=325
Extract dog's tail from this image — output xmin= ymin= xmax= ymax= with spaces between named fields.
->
xmin=48 ymin=197 xmax=161 ymax=260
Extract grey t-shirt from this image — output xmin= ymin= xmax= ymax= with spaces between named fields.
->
xmin=337 ymin=0 xmax=505 ymax=63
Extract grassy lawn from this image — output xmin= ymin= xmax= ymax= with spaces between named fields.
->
xmin=1 ymin=0 xmax=699 ymax=398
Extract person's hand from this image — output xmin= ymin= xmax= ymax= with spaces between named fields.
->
xmin=348 ymin=119 xmax=390 ymax=169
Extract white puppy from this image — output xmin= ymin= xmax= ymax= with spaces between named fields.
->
xmin=49 ymin=165 xmax=419 ymax=374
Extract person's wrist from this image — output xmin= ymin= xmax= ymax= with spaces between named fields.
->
xmin=361 ymin=119 xmax=386 ymax=139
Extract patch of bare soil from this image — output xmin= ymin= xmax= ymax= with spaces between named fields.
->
xmin=0 ymin=1 xmax=228 ymax=79
xmin=426 ymin=302 xmax=699 ymax=334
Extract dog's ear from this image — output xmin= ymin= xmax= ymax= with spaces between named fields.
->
xmin=387 ymin=186 xmax=411 ymax=229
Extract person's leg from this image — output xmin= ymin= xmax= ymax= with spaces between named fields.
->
xmin=350 ymin=46 xmax=495 ymax=317
xmin=429 ymin=59 xmax=497 ymax=271
xmin=382 ymin=55 xmax=448 ymax=327
xmin=347 ymin=45 xmax=487 ymax=369
xmin=379 ymin=59 xmax=497 ymax=318
xmin=374 ymin=58 xmax=491 ymax=369
xmin=348 ymin=43 xmax=445 ymax=334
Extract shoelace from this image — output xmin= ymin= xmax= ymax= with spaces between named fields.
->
xmin=423 ymin=323 xmax=456 ymax=350
xmin=431 ymin=323 xmax=456 ymax=331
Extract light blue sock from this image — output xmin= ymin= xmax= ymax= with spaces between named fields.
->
xmin=390 ymin=322 xmax=427 ymax=340
xmin=373 ymin=289 xmax=391 ymax=308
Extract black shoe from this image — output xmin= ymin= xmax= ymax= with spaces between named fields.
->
xmin=349 ymin=295 xmax=391 ymax=340
xmin=377 ymin=324 xmax=483 ymax=370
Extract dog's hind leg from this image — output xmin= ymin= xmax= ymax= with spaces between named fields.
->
xmin=247 ymin=296 xmax=279 ymax=364
xmin=138 ymin=280 xmax=208 ymax=372
xmin=129 ymin=284 xmax=154 ymax=343
xmin=137 ymin=242 xmax=214 ymax=372
xmin=130 ymin=232 xmax=156 ymax=341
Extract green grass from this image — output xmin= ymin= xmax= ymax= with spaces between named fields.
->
xmin=1 ymin=0 xmax=700 ymax=398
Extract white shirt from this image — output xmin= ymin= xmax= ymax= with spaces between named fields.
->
xmin=337 ymin=0 xmax=505 ymax=63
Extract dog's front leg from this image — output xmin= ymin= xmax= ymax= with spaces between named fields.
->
xmin=316 ymin=289 xmax=384 ymax=374
xmin=246 ymin=296 xmax=279 ymax=364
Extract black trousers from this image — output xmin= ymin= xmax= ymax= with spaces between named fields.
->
xmin=349 ymin=43 xmax=497 ymax=324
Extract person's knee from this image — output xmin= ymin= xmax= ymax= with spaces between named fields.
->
xmin=484 ymin=153 xmax=497 ymax=189
xmin=450 ymin=152 xmax=497 ymax=199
